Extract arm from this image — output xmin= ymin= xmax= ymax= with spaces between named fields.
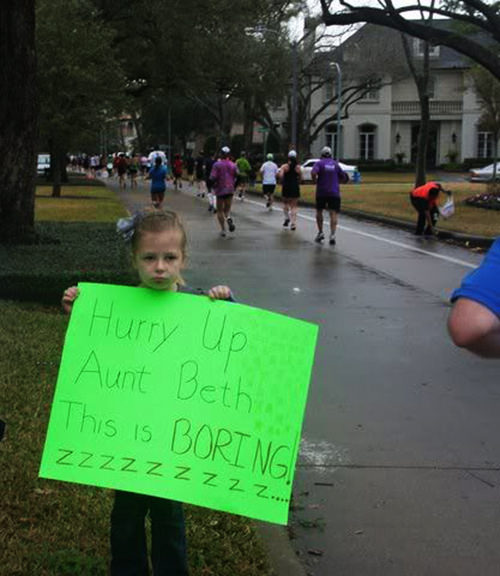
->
xmin=61 ymin=286 xmax=80 ymax=315
xmin=425 ymin=209 xmax=434 ymax=231
xmin=448 ymin=298 xmax=500 ymax=358
xmin=296 ymin=164 xmax=303 ymax=183
xmin=277 ymin=164 xmax=288 ymax=181
xmin=448 ymin=238 xmax=500 ymax=357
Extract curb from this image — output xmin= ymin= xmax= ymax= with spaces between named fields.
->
xmin=339 ymin=207 xmax=495 ymax=248
xmin=248 ymin=188 xmax=495 ymax=249
xmin=254 ymin=522 xmax=307 ymax=576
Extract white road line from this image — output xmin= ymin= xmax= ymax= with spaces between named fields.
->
xmin=244 ymin=197 xmax=477 ymax=270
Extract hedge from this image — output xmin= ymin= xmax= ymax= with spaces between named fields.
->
xmin=0 ymin=221 xmax=136 ymax=304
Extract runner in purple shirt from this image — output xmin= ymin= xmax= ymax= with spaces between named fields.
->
xmin=209 ymin=146 xmax=237 ymax=237
xmin=311 ymin=146 xmax=349 ymax=245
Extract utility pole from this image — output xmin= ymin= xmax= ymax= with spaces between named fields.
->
xmin=291 ymin=41 xmax=298 ymax=150
xmin=332 ymin=62 xmax=342 ymax=160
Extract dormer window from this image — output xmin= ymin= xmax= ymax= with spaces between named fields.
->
xmin=413 ymin=38 xmax=440 ymax=58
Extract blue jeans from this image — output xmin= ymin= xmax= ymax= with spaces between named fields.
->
xmin=110 ymin=491 xmax=188 ymax=576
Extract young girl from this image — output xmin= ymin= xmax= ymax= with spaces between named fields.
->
xmin=62 ymin=209 xmax=232 ymax=576
xmin=278 ymin=150 xmax=302 ymax=231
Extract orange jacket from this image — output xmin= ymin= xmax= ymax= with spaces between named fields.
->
xmin=411 ymin=181 xmax=441 ymax=206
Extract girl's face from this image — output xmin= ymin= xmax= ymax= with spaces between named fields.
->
xmin=133 ymin=229 xmax=185 ymax=291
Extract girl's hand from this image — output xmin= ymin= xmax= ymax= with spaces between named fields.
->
xmin=61 ymin=286 xmax=80 ymax=314
xmin=208 ymin=285 xmax=232 ymax=300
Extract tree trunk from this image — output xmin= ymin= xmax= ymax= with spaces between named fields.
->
xmin=243 ymin=98 xmax=254 ymax=152
xmin=415 ymin=94 xmax=430 ymax=187
xmin=48 ymin=139 xmax=67 ymax=197
xmin=131 ymin=110 xmax=144 ymax=153
xmin=51 ymin=143 xmax=62 ymax=198
xmin=0 ymin=2 xmax=37 ymax=243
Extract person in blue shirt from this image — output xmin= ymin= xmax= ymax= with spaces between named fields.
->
xmin=448 ymin=238 xmax=500 ymax=358
xmin=147 ymin=156 xmax=169 ymax=208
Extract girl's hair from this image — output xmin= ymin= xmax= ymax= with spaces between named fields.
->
xmin=154 ymin=156 xmax=163 ymax=167
xmin=131 ymin=209 xmax=187 ymax=259
xmin=289 ymin=156 xmax=298 ymax=170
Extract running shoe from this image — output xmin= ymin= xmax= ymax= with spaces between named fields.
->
xmin=290 ymin=224 xmax=296 ymax=231
xmin=227 ymin=217 xmax=236 ymax=232
xmin=315 ymin=232 xmax=325 ymax=243
xmin=283 ymin=218 xmax=290 ymax=228
xmin=329 ymin=235 xmax=336 ymax=245
xmin=266 ymin=200 xmax=271 ymax=208
xmin=220 ymin=230 xmax=226 ymax=237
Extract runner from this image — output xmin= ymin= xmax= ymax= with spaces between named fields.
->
xmin=260 ymin=153 xmax=279 ymax=210
xmin=235 ymin=150 xmax=251 ymax=200
xmin=116 ymin=153 xmax=128 ymax=190
xmin=195 ymin=152 xmax=206 ymax=198
xmin=311 ymin=146 xmax=349 ymax=245
xmin=210 ymin=146 xmax=237 ymax=237
xmin=205 ymin=152 xmax=217 ymax=213
xmin=186 ymin=153 xmax=195 ymax=186
xmin=278 ymin=150 xmax=301 ymax=231
xmin=173 ymin=153 xmax=183 ymax=191
xmin=146 ymin=156 xmax=169 ymax=209
xmin=128 ymin=153 xmax=140 ymax=189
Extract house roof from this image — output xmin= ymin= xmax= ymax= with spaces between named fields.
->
xmin=322 ymin=19 xmax=489 ymax=73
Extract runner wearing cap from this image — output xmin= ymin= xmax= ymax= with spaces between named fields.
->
xmin=260 ymin=153 xmax=279 ymax=210
xmin=209 ymin=146 xmax=238 ymax=237
xmin=278 ymin=150 xmax=301 ymax=231
xmin=311 ymin=146 xmax=348 ymax=245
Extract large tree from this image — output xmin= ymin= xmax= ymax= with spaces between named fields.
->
xmin=0 ymin=2 xmax=37 ymax=243
xmin=320 ymin=0 xmax=500 ymax=80
xmin=92 ymin=0 xmax=299 ymax=151
xmin=37 ymin=0 xmax=127 ymax=196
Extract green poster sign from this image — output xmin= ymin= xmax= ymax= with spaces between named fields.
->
xmin=39 ymin=283 xmax=318 ymax=525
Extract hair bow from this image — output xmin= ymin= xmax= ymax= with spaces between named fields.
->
xmin=116 ymin=213 xmax=140 ymax=242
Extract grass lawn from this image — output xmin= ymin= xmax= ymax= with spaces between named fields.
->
xmin=35 ymin=184 xmax=127 ymax=222
xmin=274 ymin=173 xmax=500 ymax=238
xmin=2 ymin=182 xmax=275 ymax=575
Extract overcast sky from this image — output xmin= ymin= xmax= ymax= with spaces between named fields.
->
xmin=290 ymin=1 xmax=446 ymax=45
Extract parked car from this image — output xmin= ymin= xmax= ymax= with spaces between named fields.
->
xmin=37 ymin=153 xmax=51 ymax=176
xmin=469 ymin=162 xmax=500 ymax=182
xmin=300 ymin=158 xmax=359 ymax=182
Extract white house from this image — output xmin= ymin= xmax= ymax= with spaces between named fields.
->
xmin=300 ymin=22 xmax=494 ymax=166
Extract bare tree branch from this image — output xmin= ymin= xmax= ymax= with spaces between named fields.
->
xmin=320 ymin=0 xmax=500 ymax=79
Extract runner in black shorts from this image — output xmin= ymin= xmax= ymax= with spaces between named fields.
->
xmin=311 ymin=146 xmax=348 ymax=245
xmin=316 ymin=196 xmax=341 ymax=212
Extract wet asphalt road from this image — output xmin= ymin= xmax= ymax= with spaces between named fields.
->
xmin=113 ymin=178 xmax=499 ymax=576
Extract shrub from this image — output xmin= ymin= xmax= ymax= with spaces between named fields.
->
xmin=0 ymin=222 xmax=136 ymax=304
xmin=462 ymin=157 xmax=495 ymax=171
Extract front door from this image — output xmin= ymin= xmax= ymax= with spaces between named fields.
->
xmin=411 ymin=122 xmax=439 ymax=168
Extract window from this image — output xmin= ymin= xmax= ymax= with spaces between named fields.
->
xmin=413 ymin=38 xmax=440 ymax=58
xmin=359 ymin=124 xmax=376 ymax=160
xmin=362 ymin=88 xmax=379 ymax=101
xmin=360 ymin=81 xmax=379 ymax=102
xmin=325 ymin=124 xmax=339 ymax=158
xmin=477 ymin=131 xmax=493 ymax=158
